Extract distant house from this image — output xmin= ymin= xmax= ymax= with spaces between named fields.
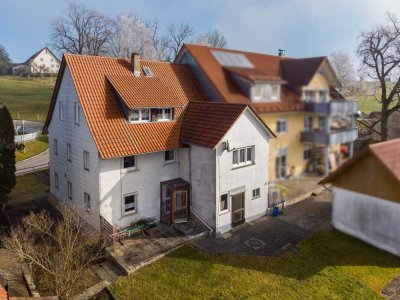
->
xmin=43 ymin=53 xmax=275 ymax=234
xmin=12 ymin=47 xmax=60 ymax=76
xmin=321 ymin=139 xmax=400 ymax=256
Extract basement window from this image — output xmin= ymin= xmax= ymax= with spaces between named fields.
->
xmin=124 ymin=193 xmax=137 ymax=214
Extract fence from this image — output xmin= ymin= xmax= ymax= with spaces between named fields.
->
xmin=16 ymin=163 xmax=49 ymax=176
xmin=14 ymin=131 xmax=40 ymax=143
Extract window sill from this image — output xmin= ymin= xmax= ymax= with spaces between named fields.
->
xmin=219 ymin=209 xmax=230 ymax=216
xmin=123 ymin=210 xmax=138 ymax=216
xmin=232 ymin=162 xmax=255 ymax=170
xmin=164 ymin=160 xmax=176 ymax=165
xmin=252 ymin=196 xmax=261 ymax=200
xmin=122 ymin=167 xmax=139 ymax=173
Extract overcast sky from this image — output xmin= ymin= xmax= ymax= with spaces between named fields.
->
xmin=2 ymin=0 xmax=400 ymax=64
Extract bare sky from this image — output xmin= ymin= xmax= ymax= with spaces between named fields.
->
xmin=1 ymin=0 xmax=400 ymax=64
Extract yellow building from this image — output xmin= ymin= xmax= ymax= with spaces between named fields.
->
xmin=176 ymin=45 xmax=358 ymax=181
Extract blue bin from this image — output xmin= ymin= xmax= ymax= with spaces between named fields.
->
xmin=272 ymin=206 xmax=279 ymax=217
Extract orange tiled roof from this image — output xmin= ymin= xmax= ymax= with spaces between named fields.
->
xmin=178 ymin=44 xmax=332 ymax=113
xmin=44 ymin=54 xmax=208 ymax=159
xmin=224 ymin=67 xmax=284 ymax=82
xmin=321 ymin=139 xmax=400 ymax=184
xmin=106 ymin=74 xmax=184 ymax=108
xmin=181 ymin=102 xmax=275 ymax=148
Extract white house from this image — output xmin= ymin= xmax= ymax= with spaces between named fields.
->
xmin=321 ymin=139 xmax=400 ymax=256
xmin=12 ymin=47 xmax=60 ymax=76
xmin=43 ymin=53 xmax=275 ymax=235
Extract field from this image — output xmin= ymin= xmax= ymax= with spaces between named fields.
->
xmin=15 ymin=135 xmax=49 ymax=162
xmin=110 ymin=231 xmax=400 ymax=300
xmin=0 ymin=76 xmax=55 ymax=121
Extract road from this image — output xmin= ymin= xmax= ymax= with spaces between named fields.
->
xmin=15 ymin=149 xmax=49 ymax=175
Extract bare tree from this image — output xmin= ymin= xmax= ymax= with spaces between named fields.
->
xmin=196 ymin=29 xmax=227 ymax=48
xmin=166 ymin=22 xmax=193 ymax=61
xmin=357 ymin=13 xmax=400 ymax=141
xmin=49 ymin=2 xmax=114 ymax=56
xmin=330 ymin=51 xmax=355 ymax=92
xmin=3 ymin=205 xmax=105 ymax=299
xmin=146 ymin=19 xmax=172 ymax=61
xmin=110 ymin=15 xmax=158 ymax=59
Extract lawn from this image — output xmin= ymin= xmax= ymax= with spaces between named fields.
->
xmin=110 ymin=231 xmax=400 ymax=300
xmin=0 ymin=76 xmax=55 ymax=121
xmin=357 ymin=96 xmax=382 ymax=114
xmin=15 ymin=135 xmax=48 ymax=162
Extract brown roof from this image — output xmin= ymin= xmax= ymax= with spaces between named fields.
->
xmin=43 ymin=54 xmax=208 ymax=159
xmin=321 ymin=139 xmax=400 ymax=184
xmin=177 ymin=44 xmax=332 ymax=113
xmin=224 ymin=67 xmax=284 ymax=82
xmin=106 ymin=75 xmax=184 ymax=108
xmin=180 ymin=102 xmax=275 ymax=148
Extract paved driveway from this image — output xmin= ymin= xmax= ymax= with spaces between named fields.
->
xmin=192 ymin=190 xmax=331 ymax=256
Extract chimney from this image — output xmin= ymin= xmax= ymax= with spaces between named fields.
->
xmin=131 ymin=52 xmax=141 ymax=77
xmin=278 ymin=49 xmax=286 ymax=57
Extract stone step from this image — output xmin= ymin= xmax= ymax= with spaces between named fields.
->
xmin=93 ymin=261 xmax=124 ymax=283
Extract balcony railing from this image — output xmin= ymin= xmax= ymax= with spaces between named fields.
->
xmin=301 ymin=128 xmax=358 ymax=145
xmin=304 ymin=100 xmax=358 ymax=115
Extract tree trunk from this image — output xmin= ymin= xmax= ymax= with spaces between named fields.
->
xmin=381 ymin=103 xmax=389 ymax=141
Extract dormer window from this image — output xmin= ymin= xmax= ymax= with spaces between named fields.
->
xmin=252 ymin=84 xmax=280 ymax=102
xmin=130 ymin=108 xmax=174 ymax=123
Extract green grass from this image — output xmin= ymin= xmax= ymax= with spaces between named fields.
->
xmin=110 ymin=231 xmax=400 ymax=300
xmin=0 ymin=76 xmax=55 ymax=121
xmin=357 ymin=96 xmax=382 ymax=113
xmin=15 ymin=135 xmax=48 ymax=162
xmin=10 ymin=173 xmax=48 ymax=205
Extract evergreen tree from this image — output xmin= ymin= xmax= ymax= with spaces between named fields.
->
xmin=0 ymin=45 xmax=11 ymax=75
xmin=0 ymin=105 xmax=16 ymax=213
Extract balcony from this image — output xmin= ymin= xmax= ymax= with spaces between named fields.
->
xmin=301 ymin=128 xmax=358 ymax=145
xmin=304 ymin=100 xmax=358 ymax=115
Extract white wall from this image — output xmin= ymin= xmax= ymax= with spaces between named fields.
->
xmin=30 ymin=49 xmax=60 ymax=74
xmin=48 ymin=66 xmax=100 ymax=229
xmin=99 ymin=149 xmax=182 ymax=229
xmin=189 ymin=145 xmax=216 ymax=229
xmin=215 ymin=109 xmax=270 ymax=233
xmin=332 ymin=187 xmax=400 ymax=256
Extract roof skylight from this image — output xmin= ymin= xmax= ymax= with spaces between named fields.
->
xmin=211 ymin=50 xmax=254 ymax=68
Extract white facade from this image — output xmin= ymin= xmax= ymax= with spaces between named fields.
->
xmin=48 ymin=66 xmax=100 ymax=229
xmin=48 ymin=67 xmax=271 ymax=234
xmin=13 ymin=48 xmax=60 ymax=75
xmin=332 ymin=187 xmax=400 ymax=256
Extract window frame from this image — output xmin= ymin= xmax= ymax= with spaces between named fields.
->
xmin=84 ymin=192 xmax=91 ymax=213
xmin=67 ymin=181 xmax=72 ymax=200
xmin=232 ymin=146 xmax=254 ymax=168
xmin=123 ymin=155 xmax=136 ymax=170
xmin=276 ymin=119 xmax=288 ymax=134
xmin=164 ymin=150 xmax=175 ymax=163
xmin=54 ymin=139 xmax=58 ymax=155
xmin=54 ymin=172 xmax=59 ymax=189
xmin=252 ymin=84 xmax=280 ymax=102
xmin=123 ymin=192 xmax=138 ymax=215
xmin=67 ymin=143 xmax=71 ymax=162
xmin=252 ymin=188 xmax=261 ymax=199
xmin=130 ymin=109 xmax=151 ymax=123
xmin=219 ymin=193 xmax=229 ymax=213
xmin=59 ymin=102 xmax=64 ymax=121
xmin=303 ymin=146 xmax=312 ymax=160
xmin=304 ymin=115 xmax=313 ymax=132
xmin=83 ymin=151 xmax=89 ymax=171
xmin=74 ymin=103 xmax=80 ymax=124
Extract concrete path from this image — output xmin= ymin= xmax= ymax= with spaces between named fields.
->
xmin=192 ymin=190 xmax=331 ymax=256
xmin=16 ymin=149 xmax=49 ymax=175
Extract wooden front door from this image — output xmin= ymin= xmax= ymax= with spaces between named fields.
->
xmin=231 ymin=192 xmax=245 ymax=227
xmin=172 ymin=190 xmax=188 ymax=223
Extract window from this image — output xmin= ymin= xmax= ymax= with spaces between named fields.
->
xmin=220 ymin=193 xmax=228 ymax=212
xmin=74 ymin=103 xmax=80 ymax=124
xmin=319 ymin=90 xmax=327 ymax=102
xmin=232 ymin=146 xmax=254 ymax=167
xmin=84 ymin=193 xmax=91 ymax=213
xmin=154 ymin=108 xmax=173 ymax=121
xmin=54 ymin=172 xmax=59 ymax=189
xmin=165 ymin=150 xmax=175 ymax=162
xmin=304 ymin=116 xmax=313 ymax=132
xmin=252 ymin=188 xmax=260 ymax=199
xmin=130 ymin=109 xmax=150 ymax=123
xmin=304 ymin=146 xmax=312 ymax=160
xmin=51 ymin=64 xmax=54 ymax=68
xmin=50 ymin=58 xmax=54 ymax=62
xmin=54 ymin=139 xmax=58 ymax=155
xmin=123 ymin=155 xmax=136 ymax=169
xmin=67 ymin=144 xmax=71 ymax=161
xmin=252 ymin=84 xmax=280 ymax=102
xmin=276 ymin=119 xmax=288 ymax=133
xmin=304 ymin=90 xmax=317 ymax=102
xmin=83 ymin=151 xmax=89 ymax=171
xmin=59 ymin=102 xmax=64 ymax=121
xmin=318 ymin=116 xmax=326 ymax=131
xmin=67 ymin=181 xmax=72 ymax=199
xmin=124 ymin=193 xmax=137 ymax=214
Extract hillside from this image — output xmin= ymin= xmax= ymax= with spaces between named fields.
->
xmin=0 ymin=76 xmax=55 ymax=121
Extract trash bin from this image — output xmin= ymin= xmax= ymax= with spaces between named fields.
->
xmin=272 ymin=206 xmax=279 ymax=217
